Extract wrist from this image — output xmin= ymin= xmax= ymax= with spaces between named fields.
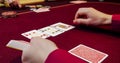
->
xmin=43 ymin=47 xmax=58 ymax=63
xmin=103 ymin=14 xmax=112 ymax=25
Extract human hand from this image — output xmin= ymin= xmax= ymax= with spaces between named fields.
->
xmin=8 ymin=0 xmax=22 ymax=8
xmin=73 ymin=7 xmax=112 ymax=25
xmin=21 ymin=37 xmax=58 ymax=63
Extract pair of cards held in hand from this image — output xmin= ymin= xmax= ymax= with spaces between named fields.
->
xmin=21 ymin=22 xmax=75 ymax=39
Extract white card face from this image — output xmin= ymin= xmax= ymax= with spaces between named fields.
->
xmin=6 ymin=40 xmax=30 ymax=51
xmin=50 ymin=22 xmax=75 ymax=31
xmin=37 ymin=30 xmax=50 ymax=38
xmin=32 ymin=7 xmax=50 ymax=13
xmin=21 ymin=30 xmax=49 ymax=39
xmin=38 ymin=26 xmax=64 ymax=37
xmin=68 ymin=44 xmax=108 ymax=63
xmin=21 ymin=30 xmax=40 ymax=39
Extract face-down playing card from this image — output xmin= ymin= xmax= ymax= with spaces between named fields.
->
xmin=68 ymin=44 xmax=108 ymax=63
xmin=6 ymin=40 xmax=30 ymax=51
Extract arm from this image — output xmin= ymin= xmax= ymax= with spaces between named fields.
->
xmin=112 ymin=15 xmax=120 ymax=31
xmin=112 ymin=14 xmax=120 ymax=21
xmin=73 ymin=7 xmax=112 ymax=25
xmin=73 ymin=8 xmax=120 ymax=32
xmin=22 ymin=37 xmax=86 ymax=63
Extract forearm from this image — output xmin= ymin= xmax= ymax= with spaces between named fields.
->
xmin=112 ymin=14 xmax=120 ymax=21
xmin=112 ymin=15 xmax=120 ymax=32
xmin=45 ymin=49 xmax=86 ymax=63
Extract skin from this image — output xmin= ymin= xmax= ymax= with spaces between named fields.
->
xmin=21 ymin=37 xmax=58 ymax=63
xmin=73 ymin=7 xmax=112 ymax=25
xmin=9 ymin=0 xmax=22 ymax=8
xmin=0 ymin=0 xmax=22 ymax=8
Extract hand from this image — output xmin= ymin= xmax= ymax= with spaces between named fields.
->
xmin=21 ymin=37 xmax=58 ymax=63
xmin=73 ymin=7 xmax=112 ymax=25
xmin=9 ymin=0 xmax=22 ymax=8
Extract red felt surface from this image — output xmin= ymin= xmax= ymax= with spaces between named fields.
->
xmin=0 ymin=2 xmax=120 ymax=63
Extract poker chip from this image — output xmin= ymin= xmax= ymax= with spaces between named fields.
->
xmin=1 ymin=11 xmax=17 ymax=18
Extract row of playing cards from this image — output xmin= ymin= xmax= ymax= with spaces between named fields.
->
xmin=21 ymin=22 xmax=75 ymax=39
xmin=68 ymin=44 xmax=108 ymax=63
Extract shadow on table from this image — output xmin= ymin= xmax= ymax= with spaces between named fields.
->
xmin=10 ymin=56 xmax=22 ymax=63
xmin=75 ymin=25 xmax=120 ymax=37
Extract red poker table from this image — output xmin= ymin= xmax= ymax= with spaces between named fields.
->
xmin=0 ymin=2 xmax=120 ymax=63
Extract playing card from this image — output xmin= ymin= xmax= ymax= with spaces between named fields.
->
xmin=68 ymin=44 xmax=108 ymax=63
xmin=38 ymin=26 xmax=64 ymax=37
xmin=32 ymin=7 xmax=50 ymax=13
xmin=21 ymin=30 xmax=40 ymax=39
xmin=6 ymin=40 xmax=30 ymax=51
xmin=21 ymin=30 xmax=49 ymax=39
xmin=50 ymin=22 xmax=75 ymax=31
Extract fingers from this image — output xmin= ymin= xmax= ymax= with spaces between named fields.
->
xmin=74 ymin=7 xmax=95 ymax=19
xmin=74 ymin=8 xmax=89 ymax=19
xmin=74 ymin=7 xmax=100 ymax=25
xmin=74 ymin=8 xmax=90 ymax=25
xmin=15 ymin=0 xmax=22 ymax=8
xmin=22 ymin=37 xmax=58 ymax=63
xmin=73 ymin=18 xmax=91 ymax=25
xmin=31 ymin=37 xmax=58 ymax=51
xmin=30 ymin=36 xmax=43 ymax=43
xmin=30 ymin=37 xmax=48 ymax=45
xmin=9 ymin=0 xmax=22 ymax=8
xmin=30 ymin=37 xmax=58 ymax=49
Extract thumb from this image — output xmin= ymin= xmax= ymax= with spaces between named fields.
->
xmin=73 ymin=18 xmax=90 ymax=25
